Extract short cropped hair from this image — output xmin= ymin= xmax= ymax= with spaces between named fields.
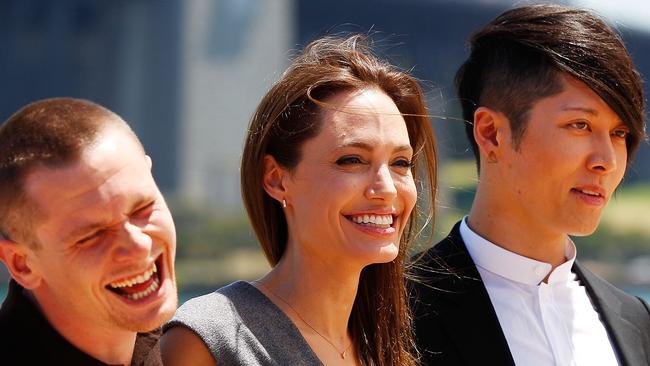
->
xmin=456 ymin=4 xmax=646 ymax=167
xmin=0 ymin=98 xmax=140 ymax=245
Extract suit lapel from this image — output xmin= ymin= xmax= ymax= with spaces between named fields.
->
xmin=430 ymin=223 xmax=516 ymax=366
xmin=574 ymin=263 xmax=648 ymax=366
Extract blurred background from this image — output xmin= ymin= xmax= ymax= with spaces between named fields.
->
xmin=0 ymin=0 xmax=648 ymax=303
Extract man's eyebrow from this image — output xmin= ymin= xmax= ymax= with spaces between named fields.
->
xmin=561 ymin=106 xmax=598 ymax=116
xmin=561 ymin=106 xmax=626 ymax=126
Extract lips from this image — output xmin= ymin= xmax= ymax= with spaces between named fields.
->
xmin=571 ymin=186 xmax=606 ymax=205
xmin=106 ymin=255 xmax=163 ymax=301
xmin=572 ymin=188 xmax=603 ymax=197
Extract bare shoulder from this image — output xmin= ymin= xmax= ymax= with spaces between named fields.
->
xmin=160 ymin=326 xmax=216 ymax=366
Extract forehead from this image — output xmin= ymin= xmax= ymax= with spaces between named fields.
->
xmin=317 ymin=88 xmax=410 ymax=145
xmin=532 ymin=76 xmax=621 ymax=123
xmin=23 ymin=128 xmax=155 ymax=234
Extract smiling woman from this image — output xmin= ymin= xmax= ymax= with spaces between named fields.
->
xmin=161 ymin=35 xmax=437 ymax=366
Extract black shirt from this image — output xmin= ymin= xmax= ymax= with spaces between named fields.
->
xmin=0 ymin=280 xmax=162 ymax=366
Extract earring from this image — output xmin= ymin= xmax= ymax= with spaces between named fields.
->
xmin=282 ymin=199 xmax=287 ymax=208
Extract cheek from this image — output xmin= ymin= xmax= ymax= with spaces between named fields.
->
xmin=149 ymin=211 xmax=176 ymax=243
xmin=398 ymin=176 xmax=417 ymax=213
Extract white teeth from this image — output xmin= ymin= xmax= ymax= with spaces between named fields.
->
xmin=109 ymin=263 xmax=157 ymax=289
xmin=581 ymin=189 xmax=600 ymax=196
xmin=125 ymin=277 xmax=160 ymax=301
xmin=350 ymin=214 xmax=393 ymax=226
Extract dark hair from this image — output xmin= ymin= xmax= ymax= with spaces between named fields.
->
xmin=0 ymin=98 xmax=139 ymax=245
xmin=241 ymin=35 xmax=437 ymax=366
xmin=456 ymin=4 xmax=646 ymax=168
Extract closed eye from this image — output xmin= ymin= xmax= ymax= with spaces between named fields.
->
xmin=77 ymin=230 xmax=104 ymax=246
xmin=134 ymin=201 xmax=155 ymax=217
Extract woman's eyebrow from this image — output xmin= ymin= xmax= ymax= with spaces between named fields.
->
xmin=335 ymin=141 xmax=412 ymax=153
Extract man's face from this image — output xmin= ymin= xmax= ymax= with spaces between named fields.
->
xmin=495 ymin=75 xmax=628 ymax=237
xmin=23 ymin=125 xmax=177 ymax=334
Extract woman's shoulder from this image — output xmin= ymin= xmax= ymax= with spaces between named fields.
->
xmin=164 ymin=280 xmax=323 ymax=366
xmin=167 ymin=281 xmax=260 ymax=328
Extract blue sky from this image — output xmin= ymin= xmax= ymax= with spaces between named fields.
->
xmin=572 ymin=0 xmax=650 ymax=33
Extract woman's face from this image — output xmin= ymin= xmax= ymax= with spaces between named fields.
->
xmin=283 ymin=88 xmax=417 ymax=268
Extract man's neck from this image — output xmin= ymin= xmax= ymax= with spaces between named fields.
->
xmin=467 ymin=202 xmax=568 ymax=270
xmin=29 ymin=289 xmax=137 ymax=365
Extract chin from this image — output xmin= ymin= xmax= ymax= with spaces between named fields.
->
xmin=120 ymin=298 xmax=178 ymax=332
xmin=566 ymin=219 xmax=601 ymax=237
xmin=362 ymin=243 xmax=400 ymax=265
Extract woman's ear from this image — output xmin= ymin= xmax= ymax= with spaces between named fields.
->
xmin=262 ymin=155 xmax=288 ymax=205
xmin=473 ymin=106 xmax=508 ymax=161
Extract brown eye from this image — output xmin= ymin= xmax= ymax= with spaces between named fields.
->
xmin=570 ymin=121 xmax=589 ymax=130
xmin=612 ymin=129 xmax=628 ymax=139
xmin=392 ymin=159 xmax=414 ymax=169
xmin=336 ymin=156 xmax=364 ymax=165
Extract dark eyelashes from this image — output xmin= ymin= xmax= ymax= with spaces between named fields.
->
xmin=335 ymin=156 xmax=364 ymax=165
xmin=393 ymin=159 xmax=415 ymax=168
xmin=335 ymin=155 xmax=414 ymax=168
xmin=77 ymin=230 xmax=103 ymax=245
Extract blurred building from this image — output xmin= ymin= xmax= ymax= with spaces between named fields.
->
xmin=178 ymin=0 xmax=292 ymax=209
xmin=0 ymin=0 xmax=183 ymax=191
xmin=0 ymin=0 xmax=648 ymax=214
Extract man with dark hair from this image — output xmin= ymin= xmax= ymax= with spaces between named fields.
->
xmin=411 ymin=4 xmax=650 ymax=366
xmin=0 ymin=98 xmax=178 ymax=365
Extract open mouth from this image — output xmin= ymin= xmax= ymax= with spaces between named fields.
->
xmin=345 ymin=214 xmax=395 ymax=229
xmin=106 ymin=255 xmax=163 ymax=301
xmin=571 ymin=188 xmax=603 ymax=197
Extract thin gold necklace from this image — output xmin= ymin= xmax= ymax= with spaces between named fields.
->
xmin=256 ymin=281 xmax=353 ymax=359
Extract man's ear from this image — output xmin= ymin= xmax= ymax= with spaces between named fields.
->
xmin=473 ymin=106 xmax=508 ymax=160
xmin=262 ymin=155 xmax=288 ymax=205
xmin=0 ymin=237 xmax=42 ymax=290
xmin=145 ymin=155 xmax=153 ymax=170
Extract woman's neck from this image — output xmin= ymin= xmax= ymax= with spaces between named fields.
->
xmin=254 ymin=246 xmax=363 ymax=363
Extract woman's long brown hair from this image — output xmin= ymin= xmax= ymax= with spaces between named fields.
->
xmin=241 ymin=35 xmax=437 ymax=366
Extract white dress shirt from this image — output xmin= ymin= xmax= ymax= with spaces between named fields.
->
xmin=460 ymin=218 xmax=619 ymax=366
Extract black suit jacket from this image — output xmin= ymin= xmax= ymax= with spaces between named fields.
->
xmin=409 ymin=222 xmax=650 ymax=366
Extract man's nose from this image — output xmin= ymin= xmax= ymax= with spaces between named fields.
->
xmin=113 ymin=222 xmax=152 ymax=262
xmin=587 ymin=135 xmax=619 ymax=175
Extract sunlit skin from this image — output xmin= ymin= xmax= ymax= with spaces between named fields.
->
xmin=10 ymin=125 xmax=177 ymax=365
xmin=469 ymin=75 xmax=629 ymax=270
xmin=161 ymin=87 xmax=417 ymax=366
xmin=283 ymin=91 xmax=416 ymax=270
xmin=257 ymin=87 xmax=417 ymax=365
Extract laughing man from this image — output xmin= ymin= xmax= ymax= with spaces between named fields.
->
xmin=0 ymin=98 xmax=178 ymax=365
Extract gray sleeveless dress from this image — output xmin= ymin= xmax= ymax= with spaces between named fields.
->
xmin=164 ymin=281 xmax=323 ymax=366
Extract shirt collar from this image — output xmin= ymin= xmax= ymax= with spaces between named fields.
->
xmin=460 ymin=217 xmax=577 ymax=285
